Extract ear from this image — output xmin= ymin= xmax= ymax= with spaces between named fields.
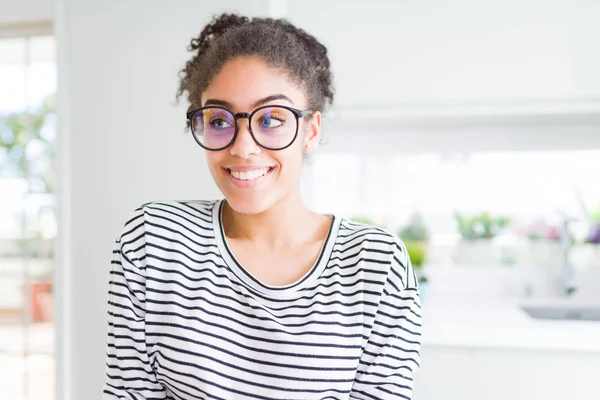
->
xmin=303 ymin=111 xmax=322 ymax=152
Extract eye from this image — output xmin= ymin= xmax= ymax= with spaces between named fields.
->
xmin=258 ymin=114 xmax=285 ymax=129
xmin=209 ymin=117 xmax=233 ymax=130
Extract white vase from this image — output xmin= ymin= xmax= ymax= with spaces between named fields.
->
xmin=571 ymin=244 xmax=600 ymax=271
xmin=452 ymin=239 xmax=498 ymax=266
xmin=520 ymin=240 xmax=563 ymax=269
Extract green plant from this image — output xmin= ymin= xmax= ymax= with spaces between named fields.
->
xmin=455 ymin=211 xmax=510 ymax=241
xmin=0 ymin=94 xmax=57 ymax=193
xmin=404 ymin=240 xmax=428 ymax=283
xmin=398 ymin=212 xmax=429 ymax=242
xmin=398 ymin=212 xmax=430 ymax=283
xmin=575 ymin=188 xmax=600 ymax=223
xmin=593 ymin=209 xmax=600 ymax=223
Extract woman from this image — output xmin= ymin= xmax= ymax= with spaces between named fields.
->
xmin=103 ymin=13 xmax=421 ymax=400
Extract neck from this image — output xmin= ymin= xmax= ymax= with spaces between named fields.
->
xmin=221 ymin=192 xmax=319 ymax=248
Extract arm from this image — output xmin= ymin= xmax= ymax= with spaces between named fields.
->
xmin=349 ymin=239 xmax=423 ymax=400
xmin=102 ymin=207 xmax=167 ymax=399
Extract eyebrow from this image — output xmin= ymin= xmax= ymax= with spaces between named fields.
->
xmin=203 ymin=94 xmax=295 ymax=109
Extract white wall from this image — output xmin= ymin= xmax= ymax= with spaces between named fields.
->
xmin=55 ymin=1 xmax=269 ymax=399
xmin=0 ymin=0 xmax=53 ymax=25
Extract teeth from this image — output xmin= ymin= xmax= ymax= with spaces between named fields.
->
xmin=229 ymin=168 xmax=270 ymax=180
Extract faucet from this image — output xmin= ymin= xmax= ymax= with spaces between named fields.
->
xmin=560 ymin=215 xmax=577 ymax=297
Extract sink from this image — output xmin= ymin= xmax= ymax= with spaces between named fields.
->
xmin=521 ymin=304 xmax=600 ymax=322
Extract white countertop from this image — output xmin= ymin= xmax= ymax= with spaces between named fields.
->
xmin=420 ymin=298 xmax=600 ymax=352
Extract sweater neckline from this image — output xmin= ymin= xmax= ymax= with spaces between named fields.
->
xmin=211 ymin=199 xmax=340 ymax=297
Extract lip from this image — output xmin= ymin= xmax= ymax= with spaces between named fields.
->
xmin=223 ymin=166 xmax=275 ymax=188
xmin=225 ymin=166 xmax=275 ymax=172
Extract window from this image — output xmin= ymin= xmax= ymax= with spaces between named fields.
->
xmin=0 ymin=33 xmax=56 ymax=400
xmin=308 ymin=150 xmax=600 ymax=270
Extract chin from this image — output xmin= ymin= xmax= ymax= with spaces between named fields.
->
xmin=223 ymin=193 xmax=274 ymax=215
xmin=213 ymin=165 xmax=285 ymax=216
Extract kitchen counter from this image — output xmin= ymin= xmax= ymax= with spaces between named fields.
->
xmin=420 ymin=298 xmax=600 ymax=352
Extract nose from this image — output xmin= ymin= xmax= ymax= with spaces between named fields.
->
xmin=229 ymin=117 xmax=260 ymax=158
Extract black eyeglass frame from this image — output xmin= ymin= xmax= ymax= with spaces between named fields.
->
xmin=186 ymin=104 xmax=314 ymax=151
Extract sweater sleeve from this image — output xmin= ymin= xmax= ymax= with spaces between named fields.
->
xmin=102 ymin=207 xmax=167 ymax=399
xmin=349 ymin=238 xmax=423 ymax=400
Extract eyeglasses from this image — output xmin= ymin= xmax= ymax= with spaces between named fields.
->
xmin=186 ymin=105 xmax=314 ymax=151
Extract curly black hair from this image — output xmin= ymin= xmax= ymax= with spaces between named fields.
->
xmin=176 ymin=13 xmax=335 ymax=118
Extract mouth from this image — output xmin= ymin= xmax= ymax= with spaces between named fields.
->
xmin=224 ymin=166 xmax=275 ymax=186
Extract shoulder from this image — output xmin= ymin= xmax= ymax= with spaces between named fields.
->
xmin=337 ymin=217 xmax=404 ymax=254
xmin=117 ymin=199 xmax=218 ymax=241
xmin=337 ymin=217 xmax=414 ymax=290
xmin=128 ymin=199 xmax=217 ymax=223
xmin=135 ymin=199 xmax=217 ymax=217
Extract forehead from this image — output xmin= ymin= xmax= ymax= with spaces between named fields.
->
xmin=201 ymin=56 xmax=306 ymax=110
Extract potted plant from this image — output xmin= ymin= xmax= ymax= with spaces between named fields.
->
xmin=519 ymin=219 xmax=564 ymax=269
xmin=404 ymin=239 xmax=428 ymax=285
xmin=349 ymin=213 xmax=431 ymax=299
xmin=571 ymin=191 xmax=600 ymax=270
xmin=573 ymin=217 xmax=600 ymax=271
xmin=398 ymin=212 xmax=430 ymax=298
xmin=453 ymin=211 xmax=510 ymax=266
xmin=584 ymin=223 xmax=600 ymax=268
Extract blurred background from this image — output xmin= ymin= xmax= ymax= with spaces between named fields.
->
xmin=0 ymin=0 xmax=599 ymax=399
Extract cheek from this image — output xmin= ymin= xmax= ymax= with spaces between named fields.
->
xmin=205 ymin=153 xmax=223 ymax=173
xmin=275 ymin=147 xmax=305 ymax=178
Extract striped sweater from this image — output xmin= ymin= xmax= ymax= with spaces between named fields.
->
xmin=102 ymin=199 xmax=422 ymax=400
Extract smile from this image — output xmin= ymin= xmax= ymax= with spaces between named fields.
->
xmin=225 ymin=167 xmax=275 ymax=186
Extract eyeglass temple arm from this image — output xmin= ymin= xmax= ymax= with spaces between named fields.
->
xmin=186 ymin=109 xmax=198 ymax=120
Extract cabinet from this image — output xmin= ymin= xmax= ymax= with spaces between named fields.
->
xmin=414 ymin=345 xmax=600 ymax=400
xmin=286 ymin=0 xmax=600 ymax=109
